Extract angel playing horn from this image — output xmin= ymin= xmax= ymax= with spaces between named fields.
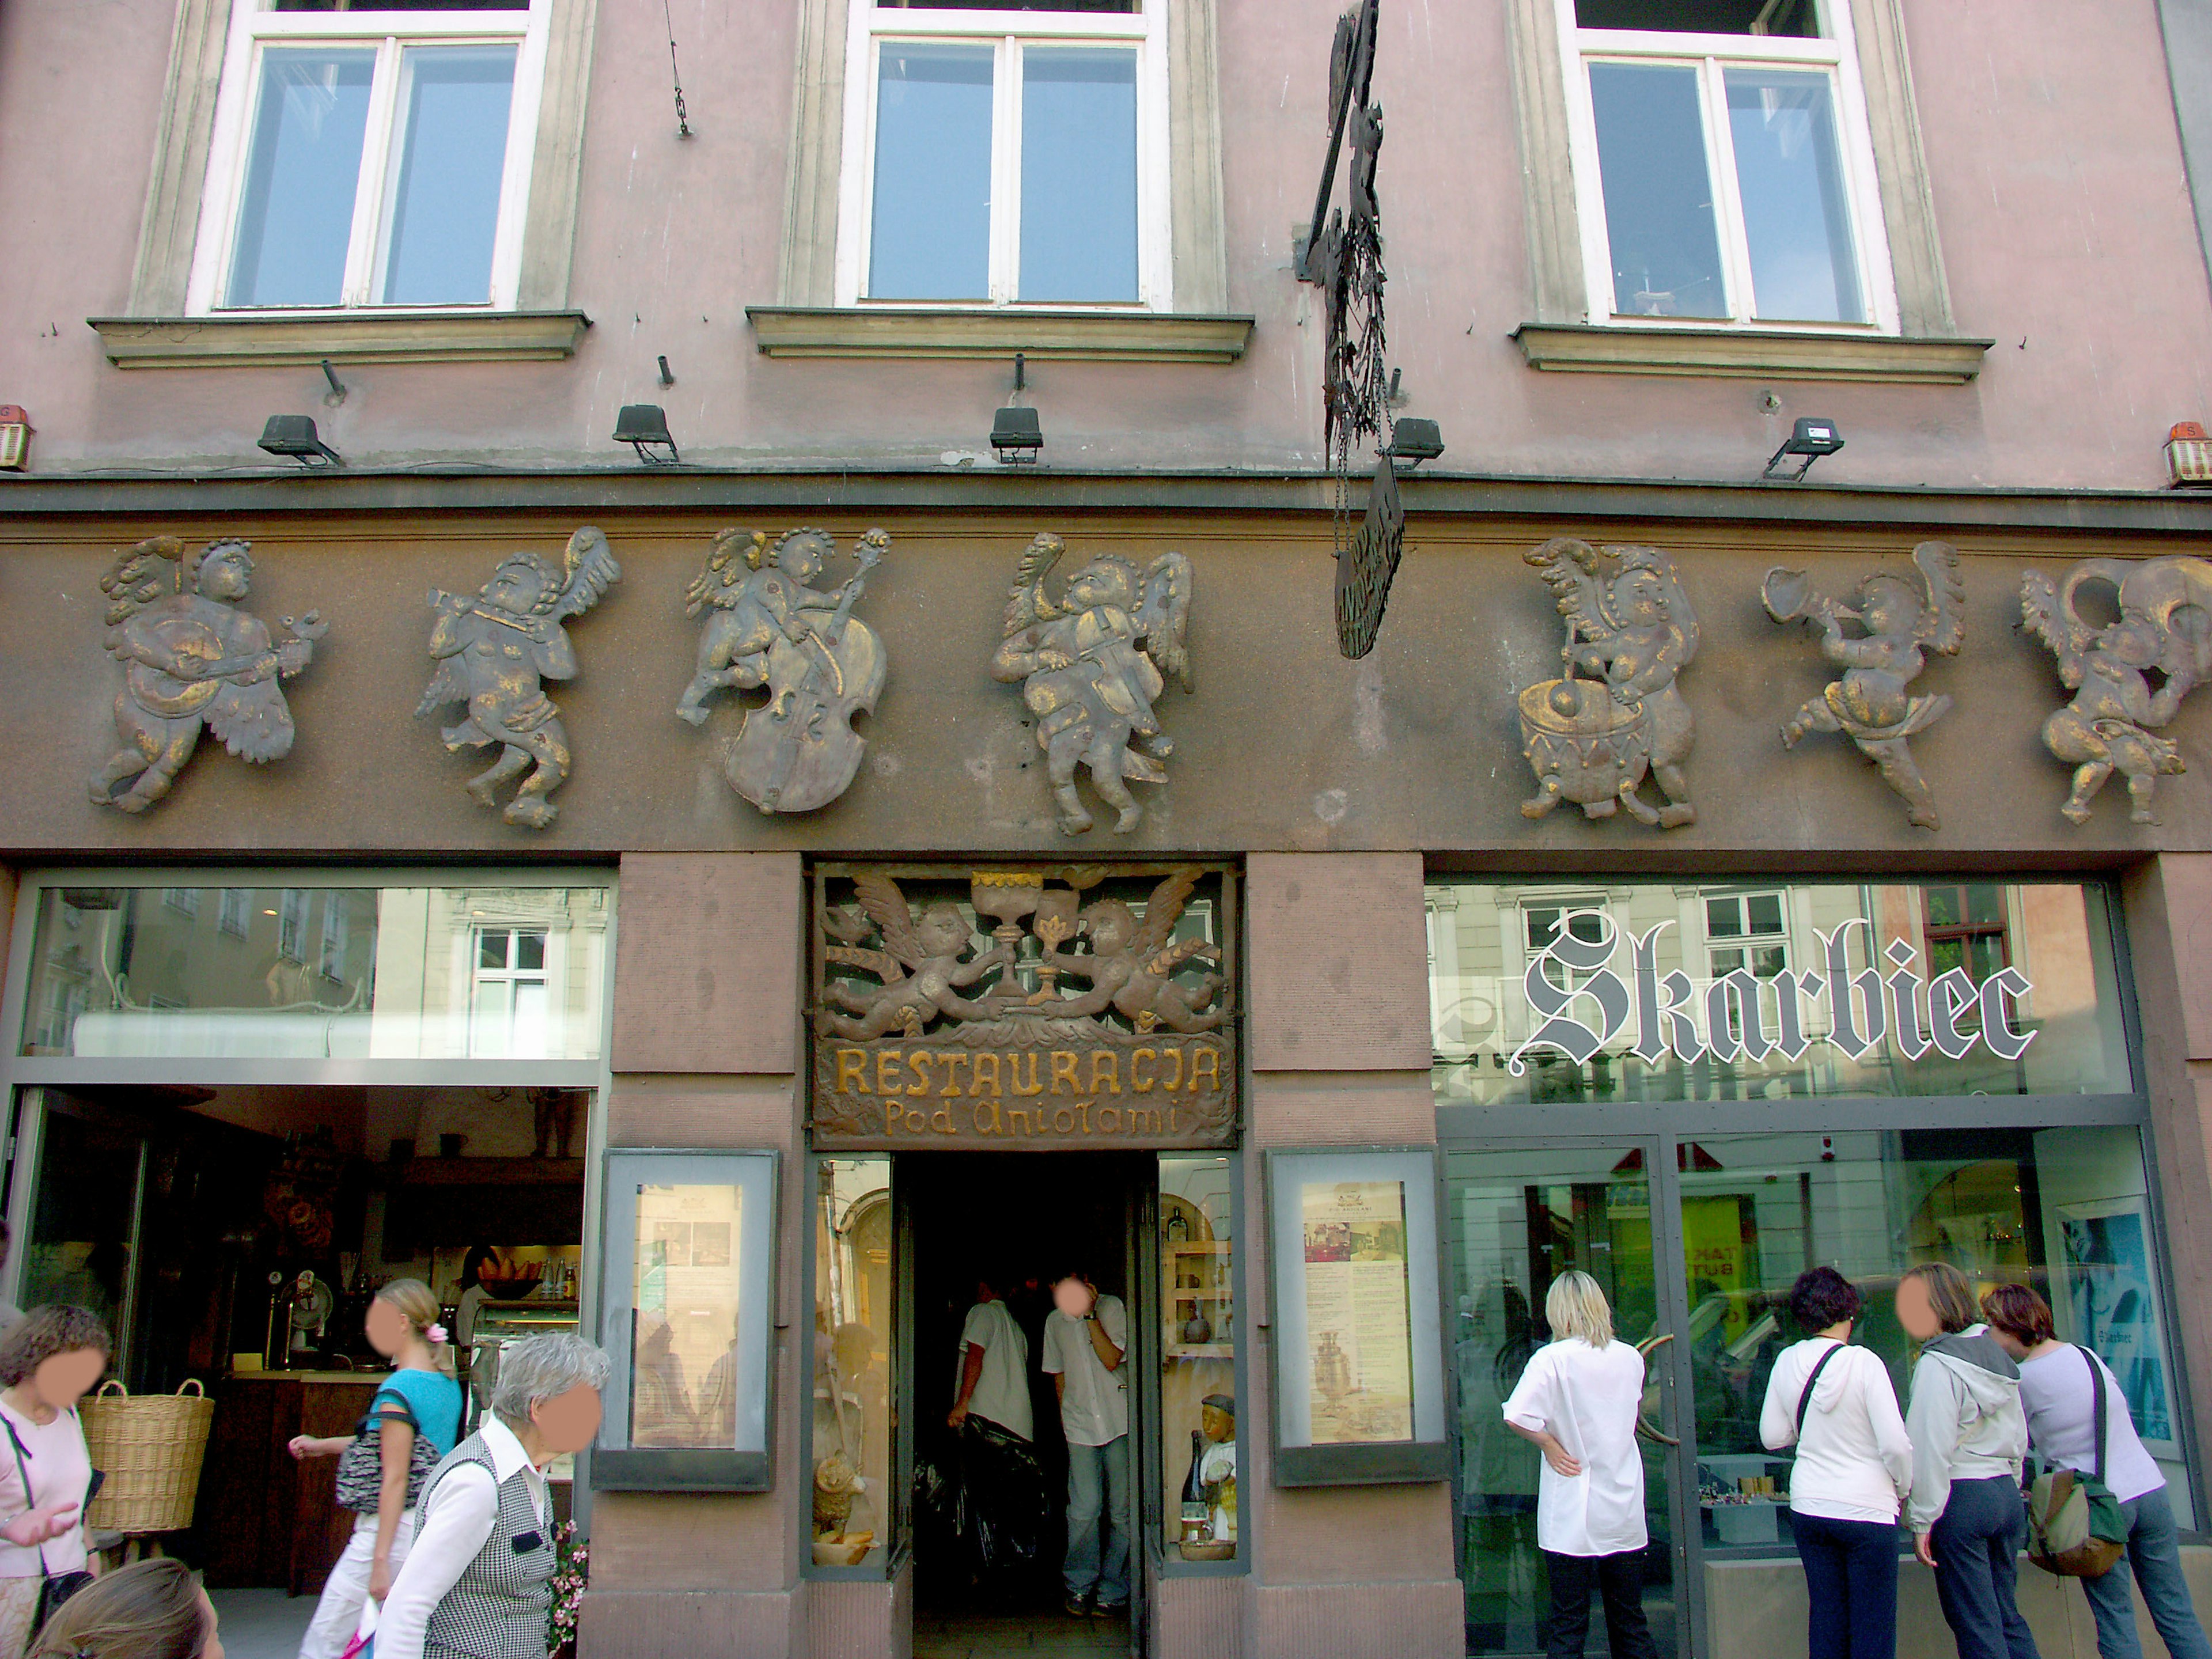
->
xmin=417 ymin=527 xmax=621 ymax=829
xmin=991 ymin=534 xmax=1195 ymax=835
xmin=1763 ymin=540 xmax=1965 ymax=830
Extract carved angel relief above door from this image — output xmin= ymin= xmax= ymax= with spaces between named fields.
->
xmin=809 ymin=862 xmax=1239 ymax=1151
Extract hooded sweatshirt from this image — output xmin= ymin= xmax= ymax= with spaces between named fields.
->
xmin=1760 ymin=1338 xmax=1913 ymax=1524
xmin=1904 ymin=1324 xmax=2028 ymax=1532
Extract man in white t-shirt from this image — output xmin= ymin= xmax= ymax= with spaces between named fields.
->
xmin=948 ymin=1271 xmax=1032 ymax=1442
xmin=945 ymin=1269 xmax=1040 ymax=1593
xmin=1041 ymin=1270 xmax=1130 ymax=1619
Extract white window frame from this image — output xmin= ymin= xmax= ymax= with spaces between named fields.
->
xmin=217 ymin=889 xmax=251 ymax=938
xmin=833 ymin=2 xmax=1173 ymax=309
xmin=1555 ymin=0 xmax=1900 ymax=332
xmin=1702 ymin=890 xmax=1790 ymax=981
xmin=277 ymin=889 xmax=309 ymax=963
xmin=470 ymin=925 xmax=554 ymax=1058
xmin=185 ymin=1 xmax=552 ymax=316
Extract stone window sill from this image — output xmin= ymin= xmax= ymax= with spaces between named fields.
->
xmin=1511 ymin=323 xmax=1992 ymax=384
xmin=88 ymin=310 xmax=593 ymax=369
xmin=745 ymin=305 xmax=1255 ymax=362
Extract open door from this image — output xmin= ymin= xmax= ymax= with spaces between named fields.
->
xmin=1125 ymin=1166 xmax=1157 ymax=1658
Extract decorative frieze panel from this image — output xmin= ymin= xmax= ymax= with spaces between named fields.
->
xmin=808 ymin=862 xmax=1238 ymax=1150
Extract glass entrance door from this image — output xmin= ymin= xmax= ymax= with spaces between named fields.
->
xmin=1446 ymin=1141 xmax=1695 ymax=1659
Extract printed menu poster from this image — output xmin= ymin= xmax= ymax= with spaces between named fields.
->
xmin=633 ymin=1183 xmax=743 ymax=1449
xmin=1301 ymin=1179 xmax=1414 ymax=1442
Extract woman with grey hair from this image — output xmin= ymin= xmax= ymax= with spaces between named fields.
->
xmin=376 ymin=1332 xmax=610 ymax=1659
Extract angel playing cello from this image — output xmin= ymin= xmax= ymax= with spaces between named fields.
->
xmin=2022 ymin=556 xmax=2212 ymax=824
xmin=417 ymin=527 xmax=621 ymax=828
xmin=991 ymin=534 xmax=1195 ymax=835
xmin=90 ymin=536 xmax=327 ymax=813
xmin=1763 ymin=540 xmax=1965 ymax=830
xmin=820 ymin=872 xmax=1014 ymax=1039
xmin=1032 ymin=869 xmax=1224 ymax=1033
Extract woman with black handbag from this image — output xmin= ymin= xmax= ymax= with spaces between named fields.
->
xmin=1983 ymin=1285 xmax=2212 ymax=1659
xmin=0 ymin=1307 xmax=111 ymax=1659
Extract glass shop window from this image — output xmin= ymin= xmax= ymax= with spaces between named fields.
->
xmin=1428 ymin=880 xmax=2132 ymax=1107
xmin=847 ymin=0 xmax=1164 ymax=305
xmin=193 ymin=1 xmax=548 ymax=312
xmin=1160 ymin=1154 xmax=1238 ymax=1560
xmin=1562 ymin=0 xmax=1890 ymax=328
xmin=20 ymin=884 xmax=607 ymax=1062
xmin=812 ymin=1156 xmax=895 ymax=1566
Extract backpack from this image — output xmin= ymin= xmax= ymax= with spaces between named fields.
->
xmin=2025 ymin=1346 xmax=2129 ymax=1580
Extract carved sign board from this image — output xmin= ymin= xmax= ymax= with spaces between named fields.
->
xmin=809 ymin=862 xmax=1239 ymax=1152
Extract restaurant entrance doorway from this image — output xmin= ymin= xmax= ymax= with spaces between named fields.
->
xmin=903 ymin=1150 xmax=1154 ymax=1658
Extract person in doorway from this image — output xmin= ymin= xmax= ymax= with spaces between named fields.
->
xmin=0 ymin=1308 xmax=110 ymax=1659
xmin=286 ymin=1280 xmax=464 ymax=1659
xmin=454 ymin=1245 xmax=493 ymax=1419
xmin=1759 ymin=1267 xmax=1913 ymax=1659
xmin=947 ymin=1267 xmax=1041 ymax=1593
xmin=1041 ymin=1269 xmax=1130 ymax=1620
xmin=1983 ymin=1283 xmax=2211 ymax=1659
xmin=1899 ymin=1263 xmax=2040 ymax=1659
xmin=25 ymin=1558 xmax=223 ymax=1659
xmin=376 ymin=1332 xmax=610 ymax=1659
xmin=1499 ymin=1270 xmax=1656 ymax=1659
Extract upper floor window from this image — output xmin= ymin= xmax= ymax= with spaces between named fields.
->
xmin=188 ymin=1 xmax=549 ymax=313
xmin=837 ymin=0 xmax=1169 ymax=306
xmin=1704 ymin=891 xmax=1787 ymax=979
xmin=1559 ymin=0 xmax=1895 ymax=329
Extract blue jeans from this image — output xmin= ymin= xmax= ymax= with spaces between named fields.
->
xmin=1930 ymin=1475 xmax=2041 ymax=1659
xmin=2080 ymin=1485 xmax=2212 ymax=1659
xmin=1063 ymin=1435 xmax=1131 ymax=1607
xmin=1790 ymin=1510 xmax=1900 ymax=1659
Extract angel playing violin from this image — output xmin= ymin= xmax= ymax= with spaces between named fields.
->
xmin=1764 ymin=540 xmax=1965 ymax=830
xmin=90 ymin=536 xmax=327 ymax=813
xmin=418 ymin=527 xmax=621 ymax=829
xmin=1033 ymin=869 xmax=1224 ymax=1033
xmin=991 ymin=534 xmax=1195 ymax=835
xmin=820 ymin=873 xmax=1014 ymax=1039
xmin=2022 ymin=556 xmax=2212 ymax=825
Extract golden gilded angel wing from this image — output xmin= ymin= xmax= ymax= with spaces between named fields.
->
xmin=1135 ymin=551 xmax=1195 ymax=693
xmin=1130 ymin=868 xmax=1200 ymax=962
xmin=1524 ymin=537 xmax=1607 ymax=632
xmin=1910 ymin=540 xmax=1967 ymax=656
xmin=1002 ymin=532 xmax=1066 ymax=638
xmin=2021 ymin=571 xmax=2094 ymax=688
xmin=553 ymin=526 xmax=622 ymax=620
xmin=98 ymin=536 xmax=187 ymax=632
xmin=850 ymin=871 xmax=926 ymax=969
xmin=683 ymin=531 xmax=755 ymax=619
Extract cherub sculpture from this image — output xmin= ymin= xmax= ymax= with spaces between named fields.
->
xmin=1518 ymin=538 xmax=1699 ymax=828
xmin=1762 ymin=541 xmax=1965 ymax=830
xmin=417 ymin=527 xmax=621 ymax=829
xmin=1032 ymin=869 xmax=1224 ymax=1033
xmin=992 ymin=534 xmax=1194 ymax=835
xmin=821 ymin=872 xmax=1014 ymax=1039
xmin=90 ymin=536 xmax=327 ymax=813
xmin=2022 ymin=556 xmax=2212 ymax=824
xmin=677 ymin=526 xmax=889 ymax=813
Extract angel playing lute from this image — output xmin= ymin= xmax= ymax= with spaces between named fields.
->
xmin=990 ymin=533 xmax=1195 ymax=835
xmin=820 ymin=872 xmax=1014 ymax=1039
xmin=417 ymin=526 xmax=621 ymax=828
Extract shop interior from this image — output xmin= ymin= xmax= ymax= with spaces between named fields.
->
xmin=18 ymin=1079 xmax=591 ymax=1591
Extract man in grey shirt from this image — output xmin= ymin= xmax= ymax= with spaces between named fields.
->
xmin=1041 ymin=1268 xmax=1130 ymax=1619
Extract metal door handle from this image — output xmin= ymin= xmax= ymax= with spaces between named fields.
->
xmin=1635 ymin=1332 xmax=1679 ymax=1446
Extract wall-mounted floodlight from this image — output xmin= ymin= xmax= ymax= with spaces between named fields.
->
xmin=1764 ymin=416 xmax=1844 ymax=482
xmin=1386 ymin=417 xmax=1445 ymax=468
xmin=258 ymin=415 xmax=340 ymax=468
xmin=615 ymin=404 xmax=680 ymax=465
xmin=991 ymin=406 xmax=1043 ymax=466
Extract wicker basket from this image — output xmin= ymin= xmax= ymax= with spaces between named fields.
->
xmin=78 ymin=1380 xmax=214 ymax=1535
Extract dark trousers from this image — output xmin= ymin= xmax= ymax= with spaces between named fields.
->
xmin=1930 ymin=1475 xmax=2041 ymax=1659
xmin=1541 ymin=1548 xmax=1660 ymax=1659
xmin=1791 ymin=1510 xmax=1900 ymax=1659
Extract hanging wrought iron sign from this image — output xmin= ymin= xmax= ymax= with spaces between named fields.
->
xmin=1299 ymin=0 xmax=1402 ymax=660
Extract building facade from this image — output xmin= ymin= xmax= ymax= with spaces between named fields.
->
xmin=3 ymin=2 xmax=2212 ymax=1658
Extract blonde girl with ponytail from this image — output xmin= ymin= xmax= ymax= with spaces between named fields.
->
xmin=287 ymin=1279 xmax=466 ymax=1659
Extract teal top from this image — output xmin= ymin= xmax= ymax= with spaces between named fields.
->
xmin=376 ymin=1366 xmax=464 ymax=1456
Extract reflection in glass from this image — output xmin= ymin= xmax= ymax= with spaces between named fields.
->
xmin=227 ymin=48 xmax=376 ymax=306
xmin=631 ymin=1184 xmax=744 ymax=1449
xmin=870 ymin=43 xmax=994 ymax=300
xmin=813 ymin=1157 xmax=893 ymax=1563
xmin=381 ymin=46 xmax=517 ymax=304
xmin=1677 ymin=1126 xmax=2188 ymax=1546
xmin=1448 ymin=1147 xmax=1677 ymax=1657
xmin=1725 ymin=69 xmax=1862 ymax=323
xmin=1020 ymin=48 xmax=1139 ymax=302
xmin=1589 ymin=60 xmax=1726 ymax=318
xmin=21 ymin=885 xmax=608 ymax=1061
xmin=1160 ymin=1156 xmax=1236 ymax=1553
xmin=1427 ymin=881 xmax=2129 ymax=1106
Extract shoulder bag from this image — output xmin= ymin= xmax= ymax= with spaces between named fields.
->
xmin=1 ymin=1408 xmax=98 ymax=1633
xmin=2026 ymin=1346 xmax=2130 ymax=1578
xmin=334 ymin=1392 xmax=441 ymax=1514
xmin=1795 ymin=1340 xmax=1846 ymax=1442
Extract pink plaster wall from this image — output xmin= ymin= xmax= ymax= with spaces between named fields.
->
xmin=0 ymin=0 xmax=2207 ymax=487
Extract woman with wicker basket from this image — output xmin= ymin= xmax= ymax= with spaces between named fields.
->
xmin=286 ymin=1281 xmax=463 ymax=1659
xmin=0 ymin=1308 xmax=111 ymax=1659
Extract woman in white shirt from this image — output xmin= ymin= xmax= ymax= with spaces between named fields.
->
xmin=1982 ymin=1283 xmax=2212 ymax=1659
xmin=1501 ymin=1271 xmax=1657 ymax=1659
xmin=0 ymin=1308 xmax=112 ymax=1659
xmin=1759 ymin=1267 xmax=1912 ymax=1659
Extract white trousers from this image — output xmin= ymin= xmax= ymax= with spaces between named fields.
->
xmin=299 ymin=1509 xmax=417 ymax=1659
